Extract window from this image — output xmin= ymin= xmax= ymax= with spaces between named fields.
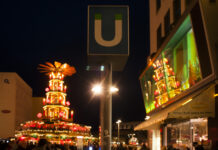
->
xmin=157 ymin=24 xmax=162 ymax=49
xmin=141 ymin=16 xmax=204 ymax=113
xmin=191 ymin=3 xmax=212 ymax=78
xmin=4 ymin=79 xmax=10 ymax=84
xmin=167 ymin=119 xmax=208 ymax=149
xmin=173 ymin=0 xmax=181 ymax=23
xmin=167 ymin=121 xmax=191 ymax=148
xmin=164 ymin=10 xmax=171 ymax=37
xmin=163 ymin=28 xmax=202 ymax=94
xmin=156 ymin=0 xmax=161 ymax=12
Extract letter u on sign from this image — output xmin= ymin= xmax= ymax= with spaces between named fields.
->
xmin=94 ymin=14 xmax=122 ymax=47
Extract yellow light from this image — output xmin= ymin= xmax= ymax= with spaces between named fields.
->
xmin=92 ymin=84 xmax=103 ymax=95
xmin=110 ymin=86 xmax=119 ymax=93
xmin=182 ymin=99 xmax=192 ymax=106
xmin=144 ymin=116 xmax=150 ymax=120
xmin=116 ymin=119 xmax=122 ymax=124
xmin=63 ymin=64 xmax=67 ymax=68
xmin=214 ymin=94 xmax=218 ymax=97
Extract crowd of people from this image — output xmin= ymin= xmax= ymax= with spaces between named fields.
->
xmin=2 ymin=139 xmax=205 ymax=150
xmin=111 ymin=142 xmax=149 ymax=150
xmin=0 ymin=139 xmax=100 ymax=150
xmin=0 ymin=139 xmax=151 ymax=150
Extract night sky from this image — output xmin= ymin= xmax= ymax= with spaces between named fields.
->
xmin=0 ymin=0 xmax=149 ymax=132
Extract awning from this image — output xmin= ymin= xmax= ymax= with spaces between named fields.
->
xmin=135 ymin=85 xmax=215 ymax=131
xmin=134 ymin=112 xmax=168 ymax=130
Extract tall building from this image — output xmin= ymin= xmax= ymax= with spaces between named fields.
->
xmin=0 ymin=73 xmax=32 ymax=138
xmin=135 ymin=0 xmax=218 ymax=150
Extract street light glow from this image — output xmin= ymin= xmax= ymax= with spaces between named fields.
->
xmin=110 ymin=86 xmax=119 ymax=93
xmin=116 ymin=119 xmax=122 ymax=143
xmin=92 ymin=84 xmax=103 ymax=95
xmin=116 ymin=119 xmax=122 ymax=124
xmin=92 ymin=84 xmax=118 ymax=95
xmin=100 ymin=65 xmax=105 ymax=71
xmin=144 ymin=116 xmax=150 ymax=120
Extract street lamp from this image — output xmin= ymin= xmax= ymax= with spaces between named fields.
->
xmin=116 ymin=119 xmax=122 ymax=143
xmin=144 ymin=116 xmax=150 ymax=120
xmin=91 ymin=83 xmax=119 ymax=150
xmin=110 ymin=86 xmax=119 ymax=93
xmin=91 ymin=84 xmax=119 ymax=95
xmin=91 ymin=84 xmax=103 ymax=95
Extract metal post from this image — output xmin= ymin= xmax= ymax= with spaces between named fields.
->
xmin=100 ymin=63 xmax=112 ymax=150
xmin=116 ymin=120 xmax=121 ymax=144
xmin=118 ymin=123 xmax=120 ymax=143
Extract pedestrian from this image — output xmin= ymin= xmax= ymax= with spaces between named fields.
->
xmin=195 ymin=144 xmax=204 ymax=150
xmin=16 ymin=140 xmax=27 ymax=150
xmin=167 ymin=145 xmax=173 ymax=150
xmin=33 ymin=139 xmax=49 ymax=150
xmin=140 ymin=142 xmax=149 ymax=150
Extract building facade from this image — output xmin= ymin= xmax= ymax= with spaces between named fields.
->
xmin=135 ymin=0 xmax=218 ymax=150
xmin=0 ymin=73 xmax=32 ymax=138
xmin=32 ymin=97 xmax=43 ymax=120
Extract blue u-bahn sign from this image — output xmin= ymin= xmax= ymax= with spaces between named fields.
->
xmin=87 ymin=5 xmax=129 ymax=71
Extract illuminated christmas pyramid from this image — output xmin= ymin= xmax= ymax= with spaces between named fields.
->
xmin=15 ymin=62 xmax=92 ymax=145
xmin=152 ymin=58 xmax=181 ymax=108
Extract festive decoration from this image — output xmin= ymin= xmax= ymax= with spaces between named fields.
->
xmin=66 ymin=101 xmax=70 ymax=106
xmin=45 ymin=88 xmax=49 ymax=92
xmin=71 ymin=111 xmax=74 ymax=120
xmin=38 ymin=61 xmax=76 ymax=76
xmin=152 ymin=58 xmax=181 ymax=107
xmin=15 ymin=62 xmax=93 ymax=145
xmin=37 ymin=113 xmax=42 ymax=119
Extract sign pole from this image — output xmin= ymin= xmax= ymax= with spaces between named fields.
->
xmin=87 ymin=5 xmax=129 ymax=149
xmin=100 ymin=63 xmax=112 ymax=150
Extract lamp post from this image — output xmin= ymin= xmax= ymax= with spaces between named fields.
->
xmin=91 ymin=69 xmax=119 ymax=150
xmin=116 ymin=119 xmax=122 ymax=143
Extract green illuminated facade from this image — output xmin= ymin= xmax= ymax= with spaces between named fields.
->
xmin=136 ymin=1 xmax=218 ymax=149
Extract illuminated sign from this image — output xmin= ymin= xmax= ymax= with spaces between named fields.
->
xmin=87 ymin=6 xmax=129 ymax=71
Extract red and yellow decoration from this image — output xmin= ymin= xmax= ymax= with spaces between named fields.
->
xmin=152 ymin=58 xmax=181 ymax=108
xmin=15 ymin=62 xmax=93 ymax=145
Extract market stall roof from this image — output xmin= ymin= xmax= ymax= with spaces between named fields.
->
xmin=134 ymin=85 xmax=215 ymax=131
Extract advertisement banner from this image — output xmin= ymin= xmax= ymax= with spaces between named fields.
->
xmin=168 ymin=86 xmax=215 ymax=118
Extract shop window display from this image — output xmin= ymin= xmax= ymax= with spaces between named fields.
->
xmin=191 ymin=118 xmax=208 ymax=144
xmin=140 ymin=16 xmax=202 ymax=113
xmin=163 ymin=29 xmax=202 ymax=92
xmin=167 ymin=121 xmax=191 ymax=149
xmin=166 ymin=118 xmax=208 ymax=149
